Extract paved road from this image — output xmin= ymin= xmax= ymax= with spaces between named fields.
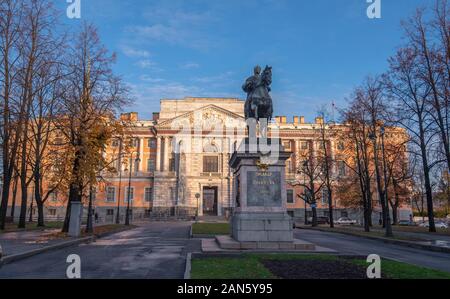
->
xmin=0 ymin=222 xmax=200 ymax=279
xmin=295 ymin=229 xmax=450 ymax=273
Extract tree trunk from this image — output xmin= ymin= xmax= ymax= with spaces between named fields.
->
xmin=28 ymin=196 xmax=34 ymax=223
xmin=34 ymin=175 xmax=45 ymax=227
xmin=312 ymin=205 xmax=318 ymax=227
xmin=418 ymin=118 xmax=436 ymax=232
xmin=36 ymin=201 xmax=45 ymax=227
xmin=10 ymin=175 xmax=19 ymax=220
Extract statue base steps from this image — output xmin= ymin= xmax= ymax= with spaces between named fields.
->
xmin=215 ymin=235 xmax=316 ymax=251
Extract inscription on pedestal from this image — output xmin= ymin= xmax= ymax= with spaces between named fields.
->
xmin=247 ymin=171 xmax=281 ymax=207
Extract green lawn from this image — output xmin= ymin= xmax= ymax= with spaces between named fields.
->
xmin=191 ymin=254 xmax=450 ymax=279
xmin=192 ymin=223 xmax=230 ymax=235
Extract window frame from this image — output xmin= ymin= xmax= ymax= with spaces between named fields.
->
xmin=203 ymin=155 xmax=219 ymax=173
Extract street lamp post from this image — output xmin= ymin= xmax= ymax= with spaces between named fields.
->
xmin=116 ymin=160 xmax=123 ymax=224
xmin=116 ymin=141 xmax=124 ymax=224
xmin=125 ymin=152 xmax=140 ymax=226
xmin=195 ymin=193 xmax=201 ymax=223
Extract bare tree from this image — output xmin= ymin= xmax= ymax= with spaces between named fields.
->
xmin=384 ymin=46 xmax=439 ymax=232
xmin=316 ymin=109 xmax=336 ymax=227
xmin=340 ymin=99 xmax=375 ymax=232
xmin=0 ymin=0 xmax=27 ymax=230
xmin=291 ymin=143 xmax=325 ymax=227
xmin=402 ymin=5 xmax=450 ymax=171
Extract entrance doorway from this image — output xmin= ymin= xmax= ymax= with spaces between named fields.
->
xmin=202 ymin=187 xmax=218 ymax=216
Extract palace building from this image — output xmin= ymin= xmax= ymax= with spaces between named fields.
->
xmin=5 ymin=97 xmax=412 ymax=224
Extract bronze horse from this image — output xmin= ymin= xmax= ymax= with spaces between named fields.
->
xmin=243 ymin=65 xmax=273 ymax=121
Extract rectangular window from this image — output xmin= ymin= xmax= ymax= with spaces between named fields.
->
xmin=112 ymin=139 xmax=119 ymax=147
xmin=148 ymin=138 xmax=156 ymax=149
xmin=106 ymin=209 xmax=114 ymax=216
xmin=125 ymin=187 xmax=134 ymax=202
xmin=130 ymin=138 xmax=139 ymax=148
xmin=287 ymin=189 xmax=294 ymax=204
xmin=301 ymin=141 xmax=309 ymax=150
xmin=286 ymin=159 xmax=293 ymax=173
xmin=48 ymin=209 xmax=57 ymax=216
xmin=51 ymin=191 xmax=58 ymax=202
xmin=203 ymin=156 xmax=219 ymax=173
xmin=338 ymin=161 xmax=347 ymax=177
xmin=147 ymin=159 xmax=155 ymax=172
xmin=106 ymin=187 xmax=115 ymax=202
xmin=322 ymin=188 xmax=329 ymax=205
xmin=283 ymin=141 xmax=291 ymax=150
xmin=145 ymin=187 xmax=153 ymax=202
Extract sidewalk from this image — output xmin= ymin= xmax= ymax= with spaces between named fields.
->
xmin=0 ymin=223 xmax=134 ymax=266
xmin=0 ymin=229 xmax=77 ymax=257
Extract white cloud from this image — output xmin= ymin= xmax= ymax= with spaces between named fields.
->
xmin=192 ymin=71 xmax=234 ymax=84
xmin=121 ymin=46 xmax=151 ymax=58
xmin=181 ymin=62 xmax=200 ymax=69
xmin=135 ymin=59 xmax=158 ymax=69
xmin=139 ymin=75 xmax=165 ymax=83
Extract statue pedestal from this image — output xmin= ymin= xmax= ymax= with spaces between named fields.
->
xmin=229 ymin=138 xmax=293 ymax=246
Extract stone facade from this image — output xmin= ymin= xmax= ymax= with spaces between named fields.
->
xmin=5 ymin=97 xmax=413 ymax=223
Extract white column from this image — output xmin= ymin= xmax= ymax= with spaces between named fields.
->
xmin=139 ymin=137 xmax=144 ymax=172
xmin=156 ymin=136 xmax=161 ymax=172
xmin=164 ymin=137 xmax=170 ymax=171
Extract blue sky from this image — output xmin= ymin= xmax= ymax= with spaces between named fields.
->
xmin=58 ymin=0 xmax=431 ymax=121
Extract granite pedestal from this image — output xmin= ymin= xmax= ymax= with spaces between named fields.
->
xmin=225 ymin=138 xmax=300 ymax=249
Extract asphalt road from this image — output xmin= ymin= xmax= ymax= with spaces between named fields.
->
xmin=0 ymin=222 xmax=200 ymax=279
xmin=295 ymin=229 xmax=450 ymax=273
xmin=1 ymin=223 xmax=449 ymax=278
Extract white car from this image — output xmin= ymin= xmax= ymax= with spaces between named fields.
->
xmin=335 ymin=217 xmax=357 ymax=225
xmin=419 ymin=221 xmax=448 ymax=229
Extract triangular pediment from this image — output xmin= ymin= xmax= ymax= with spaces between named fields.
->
xmin=156 ymin=104 xmax=245 ymax=129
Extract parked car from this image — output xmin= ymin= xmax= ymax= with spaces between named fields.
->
xmin=335 ymin=217 xmax=357 ymax=225
xmin=398 ymin=220 xmax=417 ymax=226
xmin=419 ymin=221 xmax=449 ymax=229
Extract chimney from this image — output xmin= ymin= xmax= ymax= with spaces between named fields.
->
xmin=120 ymin=112 xmax=139 ymax=122
xmin=275 ymin=116 xmax=282 ymax=124
xmin=120 ymin=113 xmax=130 ymax=121
xmin=315 ymin=117 xmax=324 ymax=124
xmin=293 ymin=116 xmax=299 ymax=124
xmin=129 ymin=112 xmax=138 ymax=121
xmin=300 ymin=116 xmax=305 ymax=124
xmin=281 ymin=116 xmax=287 ymax=124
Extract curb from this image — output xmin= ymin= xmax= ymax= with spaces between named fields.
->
xmin=184 ymin=252 xmax=192 ymax=279
xmin=0 ymin=236 xmax=94 ymax=266
xmin=0 ymin=226 xmax=137 ymax=267
xmin=192 ymin=234 xmax=218 ymax=239
xmin=302 ymin=227 xmax=450 ymax=254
